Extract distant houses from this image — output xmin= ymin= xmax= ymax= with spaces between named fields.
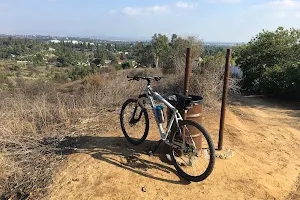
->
xmin=17 ymin=61 xmax=29 ymax=64
xmin=49 ymin=39 xmax=97 ymax=46
xmin=50 ymin=39 xmax=61 ymax=43
xmin=117 ymin=60 xmax=126 ymax=65
xmin=104 ymin=60 xmax=112 ymax=65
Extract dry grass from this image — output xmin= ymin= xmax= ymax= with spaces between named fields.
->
xmin=161 ymin=53 xmax=240 ymax=106
xmin=0 ymin=67 xmax=239 ymax=198
xmin=0 ymin=69 xmax=146 ymax=198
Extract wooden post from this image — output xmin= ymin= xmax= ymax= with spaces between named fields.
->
xmin=218 ymin=49 xmax=231 ymax=150
xmin=184 ymin=48 xmax=192 ymax=96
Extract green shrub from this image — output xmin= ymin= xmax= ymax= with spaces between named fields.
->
xmin=67 ymin=65 xmax=95 ymax=81
xmin=121 ymin=62 xmax=130 ymax=69
xmin=114 ymin=64 xmax=122 ymax=70
xmin=235 ymin=27 xmax=300 ymax=99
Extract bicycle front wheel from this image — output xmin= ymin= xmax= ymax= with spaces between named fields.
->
xmin=170 ymin=120 xmax=215 ymax=182
xmin=120 ymin=98 xmax=149 ymax=145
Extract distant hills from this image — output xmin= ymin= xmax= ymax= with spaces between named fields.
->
xmin=0 ymin=34 xmax=243 ymax=45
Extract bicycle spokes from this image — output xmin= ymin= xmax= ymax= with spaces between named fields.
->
xmin=129 ymin=104 xmax=143 ymax=125
xmin=170 ymin=121 xmax=215 ymax=180
xmin=122 ymin=100 xmax=148 ymax=142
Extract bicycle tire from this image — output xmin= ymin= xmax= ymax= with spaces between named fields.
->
xmin=120 ymin=98 xmax=149 ymax=145
xmin=170 ymin=120 xmax=215 ymax=182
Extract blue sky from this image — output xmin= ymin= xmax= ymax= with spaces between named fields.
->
xmin=0 ymin=0 xmax=299 ymax=42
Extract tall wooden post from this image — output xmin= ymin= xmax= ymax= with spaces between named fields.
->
xmin=218 ymin=49 xmax=231 ymax=150
xmin=184 ymin=48 xmax=192 ymax=96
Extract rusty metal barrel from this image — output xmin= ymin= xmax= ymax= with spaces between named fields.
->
xmin=183 ymin=95 xmax=203 ymax=150
xmin=167 ymin=95 xmax=203 ymax=151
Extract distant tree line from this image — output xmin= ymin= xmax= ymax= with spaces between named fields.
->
xmin=0 ymin=37 xmax=45 ymax=59
xmin=0 ymin=34 xmax=231 ymax=83
xmin=134 ymin=33 xmax=229 ymax=74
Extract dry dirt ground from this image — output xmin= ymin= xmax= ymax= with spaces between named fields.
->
xmin=46 ymin=95 xmax=300 ymax=200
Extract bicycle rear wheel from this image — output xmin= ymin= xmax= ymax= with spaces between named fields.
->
xmin=170 ymin=120 xmax=215 ymax=182
xmin=120 ymin=98 xmax=149 ymax=145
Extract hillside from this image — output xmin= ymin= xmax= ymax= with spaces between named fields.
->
xmin=44 ymin=95 xmax=300 ymax=200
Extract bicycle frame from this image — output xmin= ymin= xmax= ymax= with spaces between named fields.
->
xmin=137 ymin=83 xmax=183 ymax=143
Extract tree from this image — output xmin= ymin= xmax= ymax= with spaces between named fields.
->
xmin=135 ymin=42 xmax=155 ymax=67
xmin=57 ymin=57 xmax=67 ymax=67
xmin=94 ymin=46 xmax=106 ymax=66
xmin=120 ymin=53 xmax=127 ymax=60
xmin=55 ymin=46 xmax=78 ymax=67
xmin=171 ymin=34 xmax=178 ymax=45
xmin=108 ymin=52 xmax=118 ymax=65
xmin=33 ymin=53 xmax=44 ymax=66
xmin=204 ymin=45 xmax=227 ymax=56
xmin=106 ymin=43 xmax=112 ymax=51
xmin=162 ymin=35 xmax=204 ymax=73
xmin=121 ymin=62 xmax=130 ymax=69
xmin=235 ymin=27 xmax=300 ymax=98
xmin=152 ymin=34 xmax=169 ymax=68
xmin=87 ymin=43 xmax=91 ymax=50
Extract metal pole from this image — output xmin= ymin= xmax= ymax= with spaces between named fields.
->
xmin=218 ymin=49 xmax=231 ymax=150
xmin=182 ymin=47 xmax=191 ymax=139
xmin=184 ymin=48 xmax=192 ymax=96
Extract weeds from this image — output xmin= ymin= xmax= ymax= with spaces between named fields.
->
xmin=0 ymin=67 xmax=239 ymax=198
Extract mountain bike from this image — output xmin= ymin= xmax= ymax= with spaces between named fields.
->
xmin=120 ymin=75 xmax=215 ymax=182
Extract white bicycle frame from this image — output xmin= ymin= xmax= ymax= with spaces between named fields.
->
xmin=137 ymin=83 xmax=184 ymax=145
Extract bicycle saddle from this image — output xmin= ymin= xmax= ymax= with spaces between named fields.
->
xmin=173 ymin=93 xmax=192 ymax=110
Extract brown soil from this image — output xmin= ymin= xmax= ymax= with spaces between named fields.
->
xmin=46 ymin=95 xmax=300 ymax=200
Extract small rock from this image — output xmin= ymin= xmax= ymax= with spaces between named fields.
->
xmin=215 ymin=149 xmax=234 ymax=159
xmin=142 ymin=187 xmax=146 ymax=192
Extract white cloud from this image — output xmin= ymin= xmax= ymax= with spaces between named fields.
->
xmin=175 ymin=1 xmax=196 ymax=9
xmin=253 ymin=0 xmax=300 ymax=19
xmin=208 ymin=0 xmax=241 ymax=3
xmin=296 ymin=12 xmax=300 ymax=18
xmin=122 ymin=5 xmax=169 ymax=16
xmin=253 ymin=0 xmax=300 ymax=10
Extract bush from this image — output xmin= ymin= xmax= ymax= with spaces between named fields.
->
xmin=114 ymin=64 xmax=122 ymax=70
xmin=121 ymin=62 xmax=130 ymax=69
xmin=68 ymin=65 xmax=96 ymax=81
xmin=11 ymin=65 xmax=20 ymax=71
xmin=54 ymin=72 xmax=69 ymax=82
xmin=235 ymin=27 xmax=300 ymax=99
xmin=0 ymin=81 xmax=75 ymax=196
xmin=160 ymin=52 xmax=240 ymax=106
xmin=100 ymin=66 xmax=117 ymax=75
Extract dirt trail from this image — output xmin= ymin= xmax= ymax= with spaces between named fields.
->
xmin=47 ymin=95 xmax=300 ymax=200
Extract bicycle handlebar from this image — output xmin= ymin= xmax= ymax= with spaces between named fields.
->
xmin=127 ymin=75 xmax=162 ymax=82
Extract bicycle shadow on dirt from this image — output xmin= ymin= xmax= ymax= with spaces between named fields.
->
xmin=54 ymin=135 xmax=190 ymax=185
